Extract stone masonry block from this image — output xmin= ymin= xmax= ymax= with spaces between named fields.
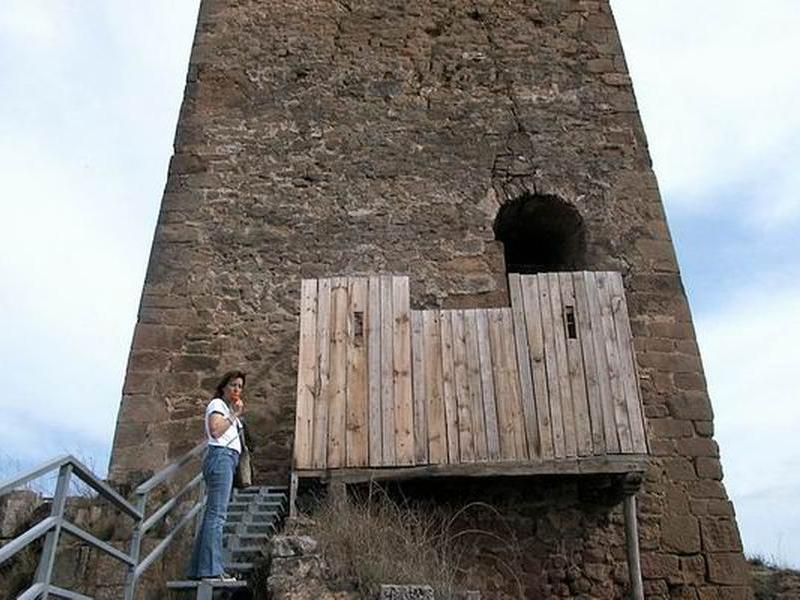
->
xmin=679 ymin=554 xmax=707 ymax=585
xmin=706 ymin=553 xmax=749 ymax=585
xmin=661 ymin=514 xmax=701 ymax=553
xmin=663 ymin=457 xmax=697 ymax=481
xmin=696 ymin=457 xmax=723 ymax=480
xmin=668 ymin=393 xmax=714 ymax=420
xmin=651 ymin=418 xmax=695 ymax=439
xmin=700 ymin=518 xmax=742 ymax=553
xmin=676 ymin=438 xmax=719 ymax=458
xmin=641 ymin=552 xmax=678 ymax=579
xmin=695 ymin=421 xmax=715 ymax=437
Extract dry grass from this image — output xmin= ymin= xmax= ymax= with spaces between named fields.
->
xmin=749 ymin=555 xmax=800 ymax=600
xmin=305 ymin=484 xmax=524 ymax=599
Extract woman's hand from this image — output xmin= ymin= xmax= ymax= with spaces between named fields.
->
xmin=231 ymin=397 xmax=245 ymax=418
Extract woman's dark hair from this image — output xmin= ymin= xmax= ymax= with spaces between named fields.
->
xmin=214 ymin=370 xmax=247 ymax=399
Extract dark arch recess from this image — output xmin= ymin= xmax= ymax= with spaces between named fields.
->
xmin=494 ymin=193 xmax=587 ymax=274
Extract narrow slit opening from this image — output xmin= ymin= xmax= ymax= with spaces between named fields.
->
xmin=353 ymin=311 xmax=364 ymax=339
xmin=564 ymin=306 xmax=577 ymax=339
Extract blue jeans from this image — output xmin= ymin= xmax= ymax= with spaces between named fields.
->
xmin=187 ymin=446 xmax=239 ymax=578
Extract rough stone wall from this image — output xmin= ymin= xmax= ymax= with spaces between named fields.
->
xmin=109 ymin=0 xmax=749 ymax=597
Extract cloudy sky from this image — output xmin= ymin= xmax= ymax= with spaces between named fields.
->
xmin=1 ymin=1 xmax=798 ymax=567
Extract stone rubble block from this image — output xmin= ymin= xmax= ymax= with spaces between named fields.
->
xmin=271 ymin=534 xmax=319 ymax=558
xmin=379 ymin=585 xmax=435 ymax=600
xmin=0 ymin=490 xmax=43 ymax=538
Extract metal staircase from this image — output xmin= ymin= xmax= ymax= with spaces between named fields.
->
xmin=0 ymin=443 xmax=288 ymax=599
xmin=167 ymin=485 xmax=287 ymax=599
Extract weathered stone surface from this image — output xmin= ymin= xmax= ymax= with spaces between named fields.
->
xmin=700 ymin=518 xmax=742 ymax=553
xmin=661 ymin=514 xmax=701 ymax=554
xmin=706 ymin=552 xmax=750 ymax=585
xmin=271 ymin=534 xmax=319 ymax=558
xmin=0 ymin=490 xmax=42 ymax=538
xmin=106 ymin=0 xmax=747 ymax=597
xmin=379 ymin=584 xmax=435 ymax=600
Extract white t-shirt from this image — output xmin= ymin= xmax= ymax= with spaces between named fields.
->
xmin=205 ymin=398 xmax=242 ymax=454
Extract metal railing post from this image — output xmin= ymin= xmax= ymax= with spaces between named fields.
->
xmin=123 ymin=492 xmax=148 ymax=600
xmin=34 ymin=463 xmax=72 ymax=599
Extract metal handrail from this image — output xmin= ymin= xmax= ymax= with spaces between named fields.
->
xmin=135 ymin=442 xmax=206 ymax=495
xmin=0 ymin=441 xmax=208 ymax=600
xmin=0 ymin=456 xmax=138 ymax=520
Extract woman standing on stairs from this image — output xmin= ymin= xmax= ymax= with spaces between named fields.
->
xmin=187 ymin=370 xmax=246 ymax=582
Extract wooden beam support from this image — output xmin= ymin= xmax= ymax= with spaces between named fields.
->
xmin=295 ymin=455 xmax=649 ymax=484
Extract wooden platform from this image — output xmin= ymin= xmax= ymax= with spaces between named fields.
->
xmin=293 ymin=272 xmax=648 ymax=476
xmin=297 ymin=454 xmax=649 ymax=484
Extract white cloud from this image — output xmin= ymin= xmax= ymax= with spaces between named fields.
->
xmin=0 ymin=1 xmax=64 ymax=49
xmin=0 ymin=2 xmax=200 ymax=474
xmin=696 ymin=281 xmax=800 ymax=561
xmin=612 ymin=0 xmax=800 ymax=229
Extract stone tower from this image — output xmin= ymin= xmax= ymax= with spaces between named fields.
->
xmin=109 ymin=1 xmax=750 ymax=597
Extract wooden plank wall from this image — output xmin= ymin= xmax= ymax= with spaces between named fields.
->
xmin=293 ymin=272 xmax=649 ymax=470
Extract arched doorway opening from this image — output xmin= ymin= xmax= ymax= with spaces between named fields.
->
xmin=494 ymin=193 xmax=586 ymax=274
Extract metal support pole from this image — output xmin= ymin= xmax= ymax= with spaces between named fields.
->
xmin=289 ymin=472 xmax=299 ymax=519
xmin=123 ymin=492 xmax=148 ymax=600
xmin=623 ymin=493 xmax=644 ymax=600
xmin=35 ymin=463 xmax=72 ymax=599
xmin=197 ymin=581 xmax=213 ymax=600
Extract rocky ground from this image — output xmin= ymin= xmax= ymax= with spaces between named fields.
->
xmin=750 ymin=558 xmax=800 ymax=600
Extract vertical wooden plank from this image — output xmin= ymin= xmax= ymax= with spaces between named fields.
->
xmin=560 ymin=273 xmax=593 ymax=457
xmin=312 ymin=279 xmax=331 ymax=468
xmin=508 ymin=274 xmax=540 ymax=460
xmin=476 ymin=310 xmax=501 ymax=460
xmin=596 ymin=272 xmax=634 ymax=453
xmin=464 ymin=310 xmax=488 ymax=461
xmin=327 ymin=277 xmax=348 ymax=468
xmin=487 ymin=309 xmax=516 ymax=460
xmin=411 ymin=311 xmax=429 ymax=464
xmin=500 ymin=308 xmax=528 ymax=460
xmin=584 ymin=272 xmax=621 ymax=453
xmin=538 ymin=275 xmax=566 ymax=458
xmin=423 ymin=310 xmax=447 ymax=464
xmin=346 ymin=278 xmax=368 ymax=467
xmin=367 ymin=276 xmax=383 ymax=466
xmin=380 ymin=275 xmax=396 ymax=465
xmin=520 ymin=275 xmax=554 ymax=459
xmin=451 ymin=310 xmax=475 ymax=462
xmin=440 ymin=311 xmax=460 ymax=464
xmin=573 ymin=272 xmax=607 ymax=455
xmin=294 ymin=279 xmax=317 ymax=469
xmin=547 ymin=273 xmax=577 ymax=458
xmin=393 ymin=276 xmax=414 ymax=465
xmin=609 ymin=272 xmax=648 ymax=454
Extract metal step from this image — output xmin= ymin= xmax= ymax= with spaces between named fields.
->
xmin=169 ymin=486 xmax=286 ymax=596
xmin=234 ymin=532 xmax=271 ymax=544
xmin=225 ymin=535 xmax=271 ymax=552
xmin=167 ymin=580 xmax=247 ymax=589
xmin=225 ymin=561 xmax=255 ymax=574
xmin=230 ymin=546 xmax=267 ymax=560
xmin=166 ymin=579 xmax=248 ymax=598
xmin=227 ymin=509 xmax=280 ymax=522
xmin=228 ymin=498 xmax=285 ymax=512
xmin=223 ymin=521 xmax=276 ymax=535
xmin=233 ymin=486 xmax=287 ymax=498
